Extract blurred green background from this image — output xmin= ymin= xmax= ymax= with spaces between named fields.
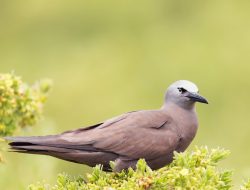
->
xmin=1 ymin=0 xmax=250 ymax=189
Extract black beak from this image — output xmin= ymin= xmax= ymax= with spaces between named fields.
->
xmin=185 ymin=92 xmax=208 ymax=104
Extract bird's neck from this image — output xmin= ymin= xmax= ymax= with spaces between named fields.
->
xmin=161 ymin=101 xmax=196 ymax=112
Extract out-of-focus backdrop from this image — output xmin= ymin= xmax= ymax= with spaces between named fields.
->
xmin=0 ymin=0 xmax=250 ymax=189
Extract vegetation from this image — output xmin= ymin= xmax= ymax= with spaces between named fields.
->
xmin=0 ymin=73 xmax=51 ymax=162
xmin=28 ymin=146 xmax=250 ymax=190
xmin=0 ymin=73 xmax=51 ymax=136
xmin=241 ymin=180 xmax=250 ymax=190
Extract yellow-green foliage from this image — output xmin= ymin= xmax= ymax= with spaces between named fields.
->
xmin=28 ymin=146 xmax=248 ymax=190
xmin=241 ymin=180 xmax=250 ymax=190
xmin=0 ymin=73 xmax=52 ymax=136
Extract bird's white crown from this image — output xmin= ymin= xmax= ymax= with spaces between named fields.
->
xmin=168 ymin=80 xmax=199 ymax=93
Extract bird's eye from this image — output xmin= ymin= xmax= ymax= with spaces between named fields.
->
xmin=178 ymin=87 xmax=187 ymax=93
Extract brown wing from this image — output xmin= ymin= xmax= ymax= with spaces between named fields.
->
xmin=7 ymin=110 xmax=181 ymax=170
xmin=61 ymin=110 xmax=181 ymax=160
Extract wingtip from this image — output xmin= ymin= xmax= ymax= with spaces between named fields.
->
xmin=1 ymin=136 xmax=26 ymax=143
xmin=2 ymin=136 xmax=14 ymax=142
xmin=2 ymin=136 xmax=32 ymax=142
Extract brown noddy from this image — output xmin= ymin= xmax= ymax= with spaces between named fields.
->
xmin=5 ymin=80 xmax=208 ymax=172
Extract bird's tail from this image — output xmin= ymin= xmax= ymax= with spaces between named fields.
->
xmin=4 ymin=135 xmax=118 ymax=170
xmin=4 ymin=135 xmax=70 ymax=154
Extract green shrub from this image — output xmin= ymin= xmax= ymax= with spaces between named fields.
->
xmin=0 ymin=72 xmax=52 ymax=162
xmin=28 ymin=146 xmax=249 ymax=190
xmin=241 ymin=180 xmax=250 ymax=190
xmin=0 ymin=73 xmax=52 ymax=136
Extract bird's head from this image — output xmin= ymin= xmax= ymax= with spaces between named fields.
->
xmin=164 ymin=80 xmax=208 ymax=109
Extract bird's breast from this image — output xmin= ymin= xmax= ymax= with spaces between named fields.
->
xmin=173 ymin=110 xmax=198 ymax=152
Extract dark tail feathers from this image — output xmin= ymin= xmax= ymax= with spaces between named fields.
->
xmin=4 ymin=135 xmax=69 ymax=154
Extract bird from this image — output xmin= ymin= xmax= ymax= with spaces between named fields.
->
xmin=5 ymin=80 xmax=208 ymax=172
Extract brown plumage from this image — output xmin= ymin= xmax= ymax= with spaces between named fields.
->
xmin=5 ymin=80 xmax=208 ymax=172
